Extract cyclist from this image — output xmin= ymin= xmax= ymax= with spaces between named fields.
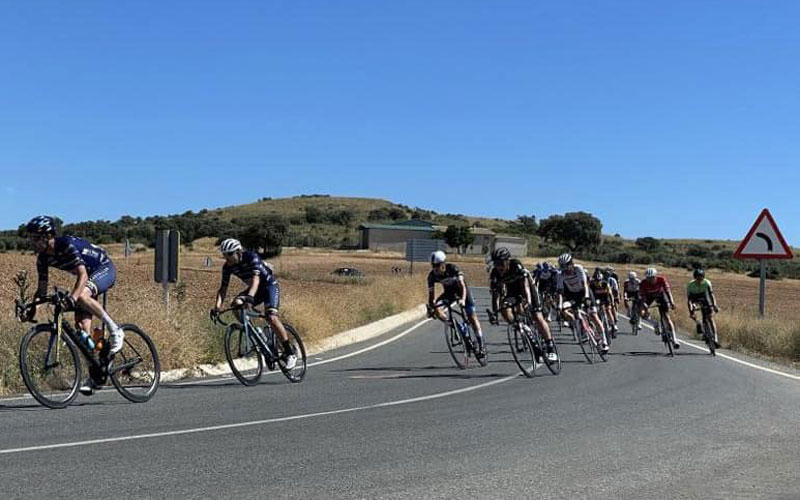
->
xmin=490 ymin=248 xmax=558 ymax=361
xmin=589 ymin=268 xmax=617 ymax=338
xmin=428 ymin=250 xmax=486 ymax=356
xmin=639 ymin=267 xmax=679 ymax=350
xmin=556 ymin=253 xmax=609 ymax=354
xmin=212 ymin=238 xmax=296 ymax=369
xmin=622 ymin=271 xmax=641 ymax=318
xmin=534 ymin=261 xmax=559 ymax=300
xmin=25 ymin=215 xmax=125 ymax=396
xmin=687 ymin=269 xmax=720 ymax=348
xmin=485 ymin=253 xmax=503 ymax=325
xmin=605 ymin=266 xmax=621 ymax=324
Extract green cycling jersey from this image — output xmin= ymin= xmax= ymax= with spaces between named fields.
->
xmin=687 ymin=279 xmax=713 ymax=300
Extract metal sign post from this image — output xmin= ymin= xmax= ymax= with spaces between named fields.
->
xmin=733 ymin=209 xmax=793 ymax=319
xmin=155 ymin=230 xmax=181 ymax=311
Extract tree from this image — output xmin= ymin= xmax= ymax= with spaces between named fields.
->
xmin=635 ymin=237 xmax=662 ymax=252
xmin=238 ymin=215 xmax=289 ymax=258
xmin=514 ymin=215 xmax=538 ymax=235
xmin=443 ymin=225 xmax=475 ymax=254
xmin=537 ymin=212 xmax=602 ymax=252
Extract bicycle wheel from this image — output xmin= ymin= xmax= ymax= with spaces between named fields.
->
xmin=224 ymin=324 xmax=263 ymax=386
xmin=593 ymin=330 xmax=608 ymax=362
xmin=539 ymin=332 xmax=561 ymax=375
xmin=19 ymin=324 xmax=81 ymax=409
xmin=661 ymin=320 xmax=674 ymax=357
xmin=445 ymin=321 xmax=468 ymax=369
xmin=703 ymin=317 xmax=716 ymax=356
xmin=574 ymin=320 xmax=593 ymax=364
xmin=507 ymin=324 xmax=538 ymax=378
xmin=109 ymin=324 xmax=161 ymax=403
xmin=277 ymin=323 xmax=307 ymax=383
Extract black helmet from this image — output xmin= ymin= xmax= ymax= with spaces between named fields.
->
xmin=593 ymin=267 xmax=605 ymax=280
xmin=491 ymin=247 xmax=511 ymax=262
xmin=26 ymin=216 xmax=56 ymax=236
xmin=693 ymin=268 xmax=705 ymax=279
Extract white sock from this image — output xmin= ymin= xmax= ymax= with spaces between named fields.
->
xmin=101 ymin=312 xmax=119 ymax=332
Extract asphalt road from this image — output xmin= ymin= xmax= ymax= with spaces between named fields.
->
xmin=1 ymin=288 xmax=799 ymax=499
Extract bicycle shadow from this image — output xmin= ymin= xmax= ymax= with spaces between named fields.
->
xmin=0 ymin=399 xmax=127 ymax=411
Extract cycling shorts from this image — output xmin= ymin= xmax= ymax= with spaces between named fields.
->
xmin=594 ymin=293 xmax=612 ymax=306
xmin=436 ymin=292 xmax=476 ymax=317
xmin=642 ymin=293 xmax=669 ymax=314
xmin=254 ymin=281 xmax=281 ymax=314
xmin=689 ymin=295 xmax=713 ymax=311
xmin=501 ymin=288 xmax=542 ymax=313
xmin=86 ymin=261 xmax=116 ymax=298
xmin=562 ymin=288 xmax=597 ymax=314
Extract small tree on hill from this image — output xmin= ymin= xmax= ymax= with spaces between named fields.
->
xmin=635 ymin=237 xmax=662 ymax=252
xmin=443 ymin=225 xmax=475 ymax=254
xmin=537 ymin=212 xmax=602 ymax=252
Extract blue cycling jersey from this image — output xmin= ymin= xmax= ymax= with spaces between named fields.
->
xmin=220 ymin=250 xmax=277 ymax=292
xmin=36 ymin=236 xmax=112 ymax=296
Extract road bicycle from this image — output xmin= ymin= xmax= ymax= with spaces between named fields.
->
xmin=212 ymin=305 xmax=307 ymax=385
xmin=562 ymin=300 xmax=608 ymax=364
xmin=502 ymin=299 xmax=560 ymax=377
xmin=596 ymin=300 xmax=614 ymax=345
xmin=690 ymin=303 xmax=718 ymax=357
xmin=645 ymin=303 xmax=679 ymax=357
xmin=628 ymin=298 xmax=642 ymax=336
xmin=431 ymin=301 xmax=487 ymax=369
xmin=16 ymin=288 xmax=160 ymax=409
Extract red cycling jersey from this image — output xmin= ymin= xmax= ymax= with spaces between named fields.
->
xmin=638 ymin=275 xmax=671 ymax=297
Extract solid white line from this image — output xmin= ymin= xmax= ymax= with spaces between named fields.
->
xmin=0 ymin=373 xmax=517 ymax=455
xmin=620 ymin=314 xmax=800 ymax=382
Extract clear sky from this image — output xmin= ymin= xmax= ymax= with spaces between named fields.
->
xmin=1 ymin=1 xmax=798 ymax=243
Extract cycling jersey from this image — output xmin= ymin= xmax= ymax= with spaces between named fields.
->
xmin=607 ymin=276 xmax=619 ymax=296
xmin=221 ymin=250 xmax=280 ymax=310
xmin=36 ymin=236 xmax=114 ymax=297
xmin=557 ymin=264 xmax=589 ymax=294
xmin=590 ymin=279 xmax=611 ymax=297
xmin=639 ymin=275 xmax=671 ymax=298
xmin=687 ymin=279 xmax=714 ymax=304
xmin=428 ymin=263 xmax=467 ymax=297
xmin=623 ymin=278 xmax=641 ymax=297
xmin=535 ymin=268 xmax=559 ymax=293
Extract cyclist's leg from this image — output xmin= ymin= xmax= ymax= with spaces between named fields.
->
xmin=528 ymin=288 xmax=553 ymax=341
xmin=432 ymin=293 xmax=451 ymax=322
xmin=77 ymin=262 xmax=119 ymax=332
xmin=464 ymin=293 xmax=484 ymax=349
xmin=261 ymin=282 xmax=292 ymax=346
xmin=659 ymin=297 xmax=678 ymax=347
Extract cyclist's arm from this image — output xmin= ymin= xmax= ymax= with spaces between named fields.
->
xmin=707 ymin=282 xmax=717 ymax=308
xmin=244 ymin=274 xmax=260 ymax=299
xmin=524 ymin=276 xmax=532 ymax=305
xmin=458 ymin=276 xmax=468 ymax=304
xmin=70 ymin=264 xmax=90 ymax=302
xmin=35 ymin=255 xmax=49 ymax=298
xmin=215 ymin=270 xmax=231 ymax=309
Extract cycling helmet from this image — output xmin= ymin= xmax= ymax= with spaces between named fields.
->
xmin=491 ymin=247 xmax=511 ymax=262
xmin=557 ymin=253 xmax=573 ymax=268
xmin=220 ymin=238 xmax=243 ymax=255
xmin=541 ymin=261 xmax=551 ymax=270
xmin=535 ymin=263 xmax=542 ymax=270
xmin=26 ymin=215 xmax=56 ymax=236
xmin=693 ymin=268 xmax=705 ymax=279
xmin=644 ymin=267 xmax=658 ymax=279
xmin=593 ymin=268 xmax=604 ymax=280
xmin=431 ymin=250 xmax=447 ymax=265
xmin=628 ymin=271 xmax=637 ymax=280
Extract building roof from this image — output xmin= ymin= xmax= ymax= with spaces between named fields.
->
xmin=470 ymin=227 xmax=496 ymax=236
xmin=359 ymin=223 xmax=434 ymax=232
xmin=494 ymin=235 xmax=527 ymax=243
xmin=393 ymin=219 xmax=434 ymax=228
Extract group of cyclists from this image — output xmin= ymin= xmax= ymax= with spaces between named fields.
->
xmin=427 ymin=246 xmax=722 ymax=362
xmin=19 ymin=213 xmax=722 ymax=397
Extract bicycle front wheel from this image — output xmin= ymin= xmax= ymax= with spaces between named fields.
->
xmin=445 ymin=322 xmax=468 ymax=369
xmin=225 ymin=324 xmax=263 ymax=386
xmin=109 ymin=324 xmax=161 ymax=403
xmin=703 ymin=317 xmax=716 ymax=356
xmin=575 ymin=321 xmax=593 ymax=364
xmin=662 ymin=321 xmax=675 ymax=357
xmin=508 ymin=325 xmax=538 ymax=378
xmin=277 ymin=323 xmax=307 ymax=383
xmin=19 ymin=325 xmax=81 ymax=409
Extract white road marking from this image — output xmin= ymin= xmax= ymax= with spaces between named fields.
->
xmin=0 ymin=374 xmax=517 ymax=455
xmin=621 ymin=314 xmax=800 ymax=382
xmin=0 ymin=319 xmax=432 ymax=402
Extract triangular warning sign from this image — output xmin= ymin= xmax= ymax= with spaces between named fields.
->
xmin=734 ymin=209 xmax=794 ymax=260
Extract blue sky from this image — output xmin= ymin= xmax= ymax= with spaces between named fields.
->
xmin=1 ymin=1 xmax=798 ymax=243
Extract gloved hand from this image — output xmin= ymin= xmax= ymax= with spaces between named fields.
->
xmin=60 ymin=294 xmax=77 ymax=311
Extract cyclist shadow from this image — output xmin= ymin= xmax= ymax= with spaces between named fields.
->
xmin=0 ymin=400 xmax=126 ymax=411
xmin=334 ymin=366 xmax=513 ymax=380
xmin=613 ymin=351 xmax=709 ymax=357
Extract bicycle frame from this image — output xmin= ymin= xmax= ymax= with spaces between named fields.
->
xmin=435 ymin=301 xmax=475 ymax=352
xmin=223 ymin=307 xmax=280 ymax=363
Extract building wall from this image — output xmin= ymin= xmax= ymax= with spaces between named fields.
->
xmin=493 ymin=237 xmax=528 ymax=257
xmin=361 ymin=228 xmax=434 ymax=251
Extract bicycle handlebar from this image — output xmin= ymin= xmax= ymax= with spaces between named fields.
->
xmin=211 ymin=305 xmax=265 ymax=327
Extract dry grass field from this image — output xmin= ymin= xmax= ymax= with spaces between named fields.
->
xmin=1 ymin=247 xmax=797 ymax=394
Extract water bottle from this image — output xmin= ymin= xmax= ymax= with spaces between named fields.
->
xmin=78 ymin=330 xmax=95 ymax=350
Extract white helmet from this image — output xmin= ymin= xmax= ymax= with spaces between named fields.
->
xmin=431 ymin=250 xmax=447 ymax=265
xmin=557 ymin=253 xmax=573 ymax=268
xmin=628 ymin=271 xmax=637 ymax=280
xmin=644 ymin=267 xmax=657 ymax=279
xmin=220 ymin=238 xmax=242 ymax=255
